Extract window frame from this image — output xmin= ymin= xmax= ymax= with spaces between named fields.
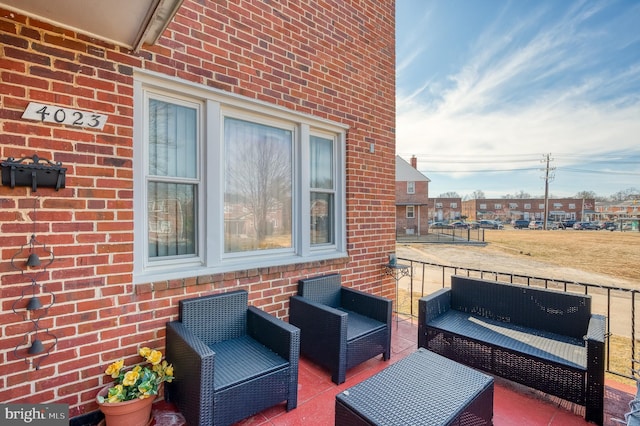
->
xmin=406 ymin=205 xmax=415 ymax=218
xmin=407 ymin=181 xmax=415 ymax=194
xmin=133 ymin=71 xmax=348 ymax=284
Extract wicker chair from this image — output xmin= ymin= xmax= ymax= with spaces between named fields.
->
xmin=165 ymin=290 xmax=300 ymax=426
xmin=289 ymin=273 xmax=392 ymax=384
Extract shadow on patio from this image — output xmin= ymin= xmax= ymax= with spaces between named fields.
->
xmin=150 ymin=317 xmax=635 ymax=426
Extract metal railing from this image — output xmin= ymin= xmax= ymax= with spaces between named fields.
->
xmin=396 ymin=227 xmax=486 ymax=243
xmin=396 ymin=256 xmax=639 ymax=381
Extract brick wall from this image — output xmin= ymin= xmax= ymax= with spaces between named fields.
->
xmin=395 ymin=181 xmax=429 ymax=235
xmin=0 ymin=1 xmax=396 ymax=417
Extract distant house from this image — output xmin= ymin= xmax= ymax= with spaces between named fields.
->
xmin=595 ymin=199 xmax=640 ymax=230
xmin=428 ymin=197 xmax=463 ymax=222
xmin=395 ymin=155 xmax=430 ymax=236
xmin=462 ymin=198 xmax=596 ymax=223
xmin=595 ymin=199 xmax=640 ymax=220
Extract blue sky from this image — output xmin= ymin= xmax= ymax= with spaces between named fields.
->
xmin=396 ymin=0 xmax=640 ymax=199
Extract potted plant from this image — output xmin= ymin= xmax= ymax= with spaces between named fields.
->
xmin=96 ymin=347 xmax=174 ymax=426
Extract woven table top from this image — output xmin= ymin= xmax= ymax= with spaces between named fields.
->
xmin=336 ymin=348 xmax=493 ymax=425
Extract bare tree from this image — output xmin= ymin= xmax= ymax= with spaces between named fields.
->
xmin=610 ymin=187 xmax=640 ymax=202
xmin=227 ymin=133 xmax=291 ymax=244
xmin=575 ymin=190 xmax=597 ymax=200
xmin=469 ymin=190 xmax=486 ymax=200
xmin=438 ymin=191 xmax=461 ymax=198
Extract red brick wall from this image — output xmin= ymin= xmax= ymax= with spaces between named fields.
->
xmin=395 ymin=181 xmax=429 ymax=235
xmin=0 ymin=1 xmax=396 ymax=417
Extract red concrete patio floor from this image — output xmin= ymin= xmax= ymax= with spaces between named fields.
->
xmin=150 ymin=317 xmax=635 ymax=426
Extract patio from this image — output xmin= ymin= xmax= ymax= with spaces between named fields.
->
xmin=148 ymin=317 xmax=635 ymax=426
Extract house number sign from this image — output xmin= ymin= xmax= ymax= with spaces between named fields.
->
xmin=22 ymin=102 xmax=108 ymax=130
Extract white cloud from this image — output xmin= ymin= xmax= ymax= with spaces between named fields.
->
xmin=397 ymin=1 xmax=640 ymax=179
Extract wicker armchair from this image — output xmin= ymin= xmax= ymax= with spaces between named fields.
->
xmin=165 ymin=290 xmax=300 ymax=426
xmin=289 ymin=273 xmax=392 ymax=384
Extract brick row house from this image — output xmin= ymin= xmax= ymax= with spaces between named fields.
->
xmin=395 ymin=155 xmax=430 ymax=236
xmin=428 ymin=197 xmax=462 ymax=222
xmin=0 ymin=1 xmax=396 ymax=421
xmin=595 ymin=199 xmax=640 ymax=230
xmin=462 ymin=198 xmax=596 ymax=223
xmin=595 ymin=199 xmax=640 ymax=220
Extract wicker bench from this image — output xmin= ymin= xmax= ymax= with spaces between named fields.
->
xmin=335 ymin=348 xmax=494 ymax=425
xmin=418 ymin=275 xmax=606 ymax=425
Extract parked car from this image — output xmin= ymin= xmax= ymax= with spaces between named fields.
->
xmin=600 ymin=221 xmax=616 ymax=231
xmin=449 ymin=221 xmax=470 ymax=229
xmin=431 ymin=222 xmax=453 ymax=229
xmin=528 ymin=220 xmax=543 ymax=230
xmin=560 ymin=219 xmax=577 ymax=229
xmin=529 ymin=221 xmax=559 ymax=230
xmin=478 ymin=220 xmax=504 ymax=229
xmin=573 ymin=222 xmax=599 ymax=230
xmin=513 ymin=219 xmax=530 ymax=229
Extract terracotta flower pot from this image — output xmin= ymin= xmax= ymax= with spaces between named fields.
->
xmin=96 ymin=386 xmax=154 ymax=426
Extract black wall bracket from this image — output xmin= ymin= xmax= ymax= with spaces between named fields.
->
xmin=1 ymin=155 xmax=66 ymax=191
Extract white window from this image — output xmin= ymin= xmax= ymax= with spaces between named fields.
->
xmin=450 ymin=202 xmax=457 ymax=208
xmin=406 ymin=205 xmax=415 ymax=218
xmin=133 ymin=73 xmax=347 ymax=283
xmin=494 ymin=203 xmax=502 ymax=209
xmin=509 ymin=203 xmax=518 ymax=209
xmin=407 ymin=181 xmax=415 ymax=194
xmin=569 ymin=203 xmax=576 ymax=209
xmin=539 ymin=204 xmax=545 ymax=209
xmin=479 ymin=204 xmax=487 ymax=210
xmin=524 ymin=203 xmax=531 ymax=209
xmin=554 ymin=203 xmax=562 ymax=208
xmin=435 ymin=202 xmax=443 ymax=208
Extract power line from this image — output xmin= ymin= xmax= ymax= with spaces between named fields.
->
xmin=560 ymin=168 xmax=640 ymax=176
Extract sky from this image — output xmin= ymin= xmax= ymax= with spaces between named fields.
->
xmin=396 ymin=0 xmax=640 ymax=199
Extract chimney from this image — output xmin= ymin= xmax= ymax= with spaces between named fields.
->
xmin=411 ymin=155 xmax=417 ymax=169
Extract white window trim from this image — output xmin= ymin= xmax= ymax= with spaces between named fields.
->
xmin=133 ymin=70 xmax=348 ymax=284
xmin=407 ymin=181 xmax=415 ymax=194
xmin=406 ymin=205 xmax=415 ymax=218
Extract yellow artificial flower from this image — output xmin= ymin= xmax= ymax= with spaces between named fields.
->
xmin=164 ymin=364 xmax=174 ymax=378
xmin=105 ymin=359 xmax=124 ymax=378
xmin=145 ymin=349 xmax=162 ymax=365
xmin=122 ymin=370 xmax=140 ymax=386
xmin=100 ymin=346 xmax=175 ymax=403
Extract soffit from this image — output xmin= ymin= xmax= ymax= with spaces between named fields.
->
xmin=0 ymin=0 xmax=183 ymax=50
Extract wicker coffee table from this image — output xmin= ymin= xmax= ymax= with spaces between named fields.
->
xmin=335 ymin=348 xmax=494 ymax=425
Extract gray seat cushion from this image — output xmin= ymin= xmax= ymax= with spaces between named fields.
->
xmin=429 ymin=310 xmax=586 ymax=369
xmin=211 ymin=335 xmax=288 ymax=391
xmin=339 ymin=309 xmax=386 ymax=341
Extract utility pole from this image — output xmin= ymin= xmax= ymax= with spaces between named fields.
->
xmin=541 ymin=154 xmax=555 ymax=230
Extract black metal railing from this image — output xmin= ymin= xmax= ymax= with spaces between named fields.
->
xmin=395 ymin=256 xmax=639 ymax=381
xmin=396 ymin=227 xmax=485 ymax=243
